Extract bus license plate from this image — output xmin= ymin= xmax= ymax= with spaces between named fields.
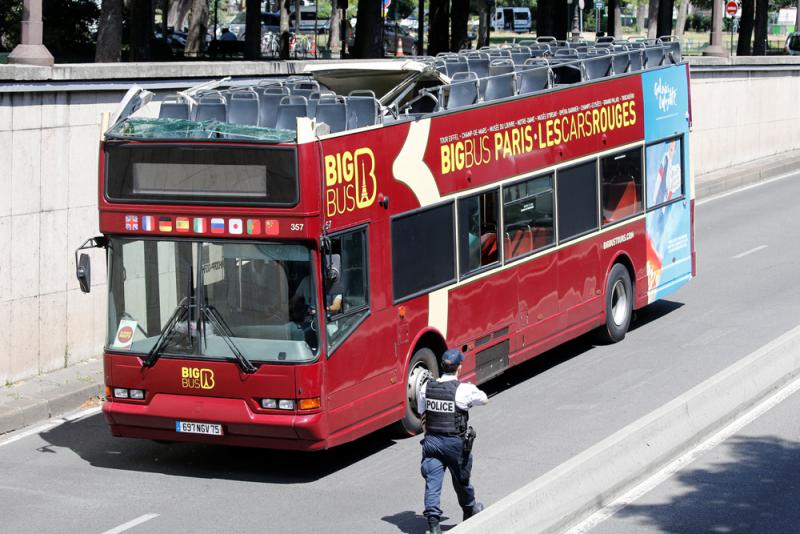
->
xmin=175 ymin=421 xmax=223 ymax=436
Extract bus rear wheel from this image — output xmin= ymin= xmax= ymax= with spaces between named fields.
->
xmin=595 ymin=263 xmax=633 ymax=344
xmin=395 ymin=347 xmax=439 ymax=436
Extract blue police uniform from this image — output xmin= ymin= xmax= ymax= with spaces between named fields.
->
xmin=418 ymin=350 xmax=487 ymax=533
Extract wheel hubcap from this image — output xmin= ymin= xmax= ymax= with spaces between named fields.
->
xmin=407 ymin=363 xmax=432 ymax=416
xmin=611 ymin=279 xmax=628 ymax=327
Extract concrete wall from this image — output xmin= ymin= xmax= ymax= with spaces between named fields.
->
xmin=0 ymin=58 xmax=798 ymax=386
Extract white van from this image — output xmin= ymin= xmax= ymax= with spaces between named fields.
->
xmin=492 ymin=7 xmax=532 ymax=33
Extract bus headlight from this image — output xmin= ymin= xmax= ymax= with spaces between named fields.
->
xmin=278 ymin=399 xmax=295 ymax=410
xmin=261 ymin=398 xmax=277 ymax=409
xmin=113 ymin=388 xmax=129 ymax=399
xmin=129 ymin=389 xmax=145 ymax=400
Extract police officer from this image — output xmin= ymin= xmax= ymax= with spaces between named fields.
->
xmin=418 ymin=349 xmax=488 ymax=534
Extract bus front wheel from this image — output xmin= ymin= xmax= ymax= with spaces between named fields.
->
xmin=596 ymin=263 xmax=633 ymax=344
xmin=396 ymin=347 xmax=440 ymax=436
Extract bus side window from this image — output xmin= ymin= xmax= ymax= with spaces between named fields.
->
xmin=326 ymin=227 xmax=369 ymax=353
xmin=600 ymin=148 xmax=644 ymax=225
xmin=458 ymin=189 xmax=500 ymax=277
xmin=556 ymin=161 xmax=599 ymax=243
xmin=502 ymin=174 xmax=555 ymax=261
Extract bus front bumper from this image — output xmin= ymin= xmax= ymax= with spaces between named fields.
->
xmin=103 ymin=393 xmax=328 ymax=451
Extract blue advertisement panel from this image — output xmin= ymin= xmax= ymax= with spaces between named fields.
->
xmin=642 ymin=65 xmax=693 ymax=302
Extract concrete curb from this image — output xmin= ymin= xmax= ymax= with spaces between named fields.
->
xmin=695 ymin=149 xmax=800 ymax=200
xmin=453 ymin=325 xmax=800 ymax=534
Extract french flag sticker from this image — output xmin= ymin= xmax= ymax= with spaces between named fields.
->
xmin=210 ymin=218 xmax=225 ymax=234
xmin=142 ymin=216 xmax=155 ymax=232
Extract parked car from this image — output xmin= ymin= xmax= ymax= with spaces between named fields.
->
xmin=786 ymin=32 xmax=800 ymax=55
xmin=384 ymin=23 xmax=417 ymax=56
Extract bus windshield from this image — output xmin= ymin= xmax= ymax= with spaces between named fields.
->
xmin=107 ymin=237 xmax=319 ymax=363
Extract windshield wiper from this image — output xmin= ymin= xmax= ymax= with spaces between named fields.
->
xmin=201 ymin=304 xmax=257 ymax=374
xmin=142 ymin=298 xmax=189 ymax=368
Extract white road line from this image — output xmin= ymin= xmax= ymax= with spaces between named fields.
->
xmin=0 ymin=406 xmax=102 ymax=448
xmin=566 ymin=371 xmax=800 ymax=534
xmin=100 ymin=514 xmax=159 ymax=534
xmin=697 ymin=168 xmax=800 ymax=206
xmin=733 ymin=244 xmax=768 ymax=259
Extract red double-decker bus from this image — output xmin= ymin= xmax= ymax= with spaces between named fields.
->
xmin=77 ymin=41 xmax=695 ymax=450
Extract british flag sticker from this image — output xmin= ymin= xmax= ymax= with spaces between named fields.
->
xmin=125 ymin=215 xmax=139 ymax=231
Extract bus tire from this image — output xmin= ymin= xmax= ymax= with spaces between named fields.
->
xmin=395 ymin=347 xmax=440 ymax=437
xmin=595 ymin=263 xmax=633 ymax=344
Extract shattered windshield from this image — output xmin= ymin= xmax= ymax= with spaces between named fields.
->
xmin=106 ymin=117 xmax=297 ymax=143
xmin=107 ymin=237 xmax=319 ymax=363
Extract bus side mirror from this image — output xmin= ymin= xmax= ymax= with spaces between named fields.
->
xmin=77 ymin=253 xmax=91 ymax=293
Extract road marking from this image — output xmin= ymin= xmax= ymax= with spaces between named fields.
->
xmin=733 ymin=244 xmax=767 ymax=259
xmin=566 ymin=370 xmax=800 ymax=534
xmin=697 ymin=168 xmax=800 ymax=206
xmin=0 ymin=406 xmax=101 ymax=448
xmin=100 ymin=514 xmax=159 ymax=534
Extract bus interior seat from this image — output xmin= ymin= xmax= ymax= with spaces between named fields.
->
xmin=445 ymin=60 xmax=469 ymax=77
xmin=603 ymin=180 xmax=639 ymax=223
xmin=551 ymin=61 xmax=584 ymax=85
xmin=480 ymin=233 xmax=498 ymax=265
xmin=583 ymin=56 xmax=613 ymax=80
xmin=629 ymin=50 xmax=644 ymax=71
xmin=193 ymin=92 xmax=227 ymax=122
xmin=227 ymin=89 xmax=260 ymax=125
xmin=518 ymin=65 xmax=553 ymax=94
xmin=159 ymin=96 xmax=191 ymax=120
xmin=275 ymin=96 xmax=309 ymax=130
xmin=446 ymin=72 xmax=479 ymax=110
xmin=258 ymin=85 xmax=290 ymax=128
xmin=315 ymin=98 xmax=348 ymax=133
xmin=612 ymin=52 xmax=630 ymax=74
xmin=489 ymin=58 xmax=515 ymax=76
xmin=290 ymin=80 xmax=321 ymax=100
xmin=484 ymin=72 xmax=516 ymax=101
xmin=644 ymin=47 xmax=665 ymax=69
xmin=510 ymin=49 xmax=532 ymax=65
xmin=347 ymin=90 xmax=380 ymax=128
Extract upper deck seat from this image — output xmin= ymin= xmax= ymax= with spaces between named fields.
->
xmin=644 ymin=46 xmax=665 ymax=69
xmin=445 ymin=60 xmax=469 ymax=77
xmin=347 ymin=90 xmax=380 ymax=129
xmin=484 ymin=72 xmax=516 ymax=101
xmin=159 ymin=95 xmax=191 ymax=120
xmin=664 ymin=41 xmax=682 ymax=63
xmin=612 ymin=51 xmax=630 ymax=74
xmin=446 ymin=71 xmax=479 ymax=110
xmin=275 ymin=96 xmax=308 ymax=130
xmin=629 ymin=49 xmax=644 ymax=71
xmin=227 ymin=89 xmax=259 ymax=125
xmin=290 ymin=80 xmax=321 ymax=100
xmin=315 ymin=97 xmax=348 ymax=134
xmin=258 ymin=85 xmax=290 ymax=128
xmin=193 ymin=92 xmax=227 ymax=122
xmin=550 ymin=59 xmax=584 ymax=85
xmin=583 ymin=55 xmax=613 ymax=80
xmin=536 ymin=36 xmax=557 ymax=45
xmin=489 ymin=58 xmax=515 ymax=76
xmin=518 ymin=65 xmax=553 ymax=94
xmin=510 ymin=47 xmax=532 ymax=65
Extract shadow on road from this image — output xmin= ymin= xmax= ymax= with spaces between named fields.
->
xmin=612 ymin=435 xmax=800 ymax=532
xmin=34 ymin=299 xmax=684 ymax=485
xmin=629 ymin=299 xmax=684 ymax=333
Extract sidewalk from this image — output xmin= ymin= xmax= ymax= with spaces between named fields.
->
xmin=1 ymin=149 xmax=799 ymax=439
xmin=0 ymin=358 xmax=103 ymax=436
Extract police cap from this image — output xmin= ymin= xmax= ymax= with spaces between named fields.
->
xmin=441 ymin=349 xmax=464 ymax=371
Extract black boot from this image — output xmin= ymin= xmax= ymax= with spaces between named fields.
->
xmin=427 ymin=517 xmax=442 ymax=534
xmin=462 ymin=501 xmax=484 ymax=521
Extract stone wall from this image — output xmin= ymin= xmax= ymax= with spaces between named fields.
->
xmin=0 ymin=58 xmax=799 ymax=385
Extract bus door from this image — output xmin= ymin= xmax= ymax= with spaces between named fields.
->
xmin=642 ymin=66 xmax=693 ymax=302
xmin=321 ymin=224 xmax=398 ymax=436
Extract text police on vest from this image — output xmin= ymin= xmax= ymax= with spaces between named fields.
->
xmin=426 ymin=399 xmax=455 ymax=412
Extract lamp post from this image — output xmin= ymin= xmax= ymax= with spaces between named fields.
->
xmin=8 ymin=0 xmax=54 ymax=66
xmin=703 ymin=0 xmax=728 ymax=56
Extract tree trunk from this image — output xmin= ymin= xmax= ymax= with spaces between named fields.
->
xmin=614 ymin=4 xmax=623 ymax=37
xmin=353 ymin=0 xmax=382 ymax=58
xmin=96 ymin=0 xmax=123 ymax=62
xmin=294 ymin=0 xmax=301 ymax=34
xmin=172 ymin=0 xmax=192 ymax=30
xmin=753 ymin=0 xmax=768 ymax=54
xmin=428 ymin=0 xmax=449 ymax=55
xmin=328 ymin=2 xmax=342 ymax=55
xmin=607 ymin=0 xmax=617 ymax=37
xmin=737 ymin=0 xmax=753 ymax=54
xmin=185 ymin=0 xmax=208 ymax=57
xmin=537 ymin=0 xmax=556 ymax=38
xmin=657 ymin=0 xmax=674 ymax=37
xmin=130 ymin=0 xmax=154 ymax=60
xmin=796 ymin=0 xmax=800 ymax=33
xmin=279 ymin=0 xmax=290 ymax=59
xmin=555 ymin=0 xmax=569 ymax=39
xmin=477 ymin=0 xmax=489 ymax=48
xmin=675 ymin=0 xmax=689 ymax=39
xmin=451 ymin=0 xmax=469 ymax=51
xmin=244 ymin=0 xmax=261 ymax=59
xmin=647 ymin=0 xmax=659 ymax=38
xmin=636 ymin=3 xmax=647 ymax=33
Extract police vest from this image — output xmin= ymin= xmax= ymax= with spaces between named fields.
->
xmin=423 ymin=379 xmax=468 ymax=436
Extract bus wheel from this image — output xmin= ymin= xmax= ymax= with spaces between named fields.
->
xmin=596 ymin=263 xmax=633 ymax=344
xmin=396 ymin=347 xmax=439 ymax=436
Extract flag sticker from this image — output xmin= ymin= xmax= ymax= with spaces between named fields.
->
xmin=210 ymin=218 xmax=225 ymax=234
xmin=264 ymin=219 xmax=280 ymax=236
xmin=229 ymin=218 xmax=243 ymax=235
xmin=193 ymin=217 xmax=206 ymax=233
xmin=158 ymin=217 xmax=173 ymax=232
xmin=142 ymin=216 xmax=155 ymax=232
xmin=246 ymin=219 xmax=261 ymax=235
xmin=124 ymin=215 xmax=139 ymax=231
xmin=176 ymin=217 xmax=190 ymax=232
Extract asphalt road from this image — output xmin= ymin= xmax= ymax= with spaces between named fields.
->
xmin=587 ymin=380 xmax=800 ymax=534
xmin=2 ymin=173 xmax=800 ymax=534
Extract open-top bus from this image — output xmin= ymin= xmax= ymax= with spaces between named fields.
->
xmin=76 ymin=39 xmax=694 ymax=450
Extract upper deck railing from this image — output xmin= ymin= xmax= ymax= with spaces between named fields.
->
xmin=106 ymin=37 xmax=682 ymax=143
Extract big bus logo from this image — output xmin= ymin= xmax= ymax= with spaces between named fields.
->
xmin=324 ymin=148 xmax=377 ymax=217
xmin=181 ymin=367 xmax=215 ymax=390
